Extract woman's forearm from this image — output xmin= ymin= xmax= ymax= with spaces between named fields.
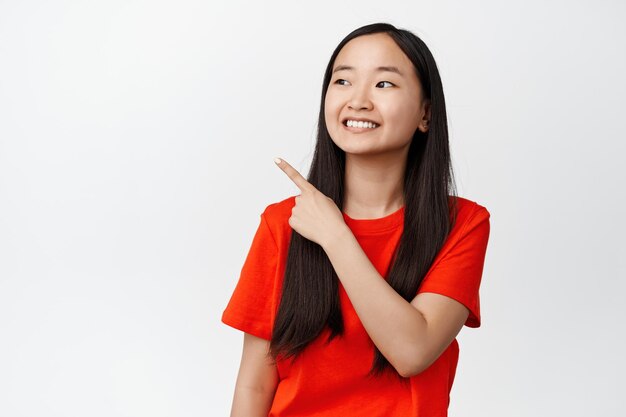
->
xmin=322 ymin=226 xmax=428 ymax=376
xmin=230 ymin=385 xmax=276 ymax=417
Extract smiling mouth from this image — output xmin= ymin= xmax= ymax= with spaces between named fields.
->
xmin=343 ymin=119 xmax=379 ymax=128
xmin=342 ymin=120 xmax=380 ymax=132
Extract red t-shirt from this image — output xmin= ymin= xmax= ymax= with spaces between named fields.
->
xmin=222 ymin=195 xmax=491 ymax=416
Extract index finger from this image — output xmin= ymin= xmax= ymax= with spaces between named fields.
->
xmin=274 ymin=157 xmax=312 ymax=192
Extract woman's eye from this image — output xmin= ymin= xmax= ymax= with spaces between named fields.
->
xmin=333 ymin=79 xmax=394 ymax=88
xmin=376 ymin=81 xmax=394 ymax=88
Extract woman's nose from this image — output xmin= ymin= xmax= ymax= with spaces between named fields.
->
xmin=348 ymin=86 xmax=373 ymax=110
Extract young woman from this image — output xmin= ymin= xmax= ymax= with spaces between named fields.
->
xmin=222 ymin=22 xmax=491 ymax=416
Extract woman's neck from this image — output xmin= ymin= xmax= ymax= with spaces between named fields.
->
xmin=342 ymin=153 xmax=406 ymax=218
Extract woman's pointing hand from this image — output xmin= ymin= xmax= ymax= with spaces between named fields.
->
xmin=274 ymin=157 xmax=348 ymax=248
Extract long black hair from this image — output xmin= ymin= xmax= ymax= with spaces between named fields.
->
xmin=269 ymin=22 xmax=458 ymax=382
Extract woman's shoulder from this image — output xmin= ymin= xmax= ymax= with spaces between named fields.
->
xmin=260 ymin=195 xmax=296 ymax=221
xmin=256 ymin=195 xmax=297 ymax=240
xmin=444 ymin=195 xmax=491 ymax=251
xmin=449 ymin=195 xmax=490 ymax=221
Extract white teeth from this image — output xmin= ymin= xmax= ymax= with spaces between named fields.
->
xmin=346 ymin=120 xmax=378 ymax=128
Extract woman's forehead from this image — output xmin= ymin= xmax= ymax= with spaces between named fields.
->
xmin=333 ymin=33 xmax=412 ymax=73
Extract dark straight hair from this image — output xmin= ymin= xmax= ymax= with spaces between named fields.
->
xmin=269 ymin=22 xmax=458 ymax=383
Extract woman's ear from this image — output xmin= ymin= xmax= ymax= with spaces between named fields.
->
xmin=418 ymin=99 xmax=431 ymax=133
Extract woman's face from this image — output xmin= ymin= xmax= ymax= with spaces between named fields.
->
xmin=324 ymin=33 xmax=430 ymax=156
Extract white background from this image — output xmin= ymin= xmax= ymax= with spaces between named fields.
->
xmin=1 ymin=0 xmax=625 ymax=416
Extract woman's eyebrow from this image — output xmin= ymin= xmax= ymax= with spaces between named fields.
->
xmin=332 ymin=65 xmax=404 ymax=76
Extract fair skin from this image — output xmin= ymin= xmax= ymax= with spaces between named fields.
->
xmin=230 ymin=333 xmax=278 ymax=417
xmin=230 ymin=33 xmax=468 ymax=415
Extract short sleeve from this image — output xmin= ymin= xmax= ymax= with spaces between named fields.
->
xmin=417 ymin=205 xmax=491 ymax=328
xmin=221 ymin=212 xmax=278 ymax=340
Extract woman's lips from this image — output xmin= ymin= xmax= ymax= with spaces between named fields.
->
xmin=341 ymin=123 xmax=380 ymax=133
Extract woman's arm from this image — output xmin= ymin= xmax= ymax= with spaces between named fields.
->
xmin=322 ymin=230 xmax=470 ymax=378
xmin=229 ymin=333 xmax=279 ymax=417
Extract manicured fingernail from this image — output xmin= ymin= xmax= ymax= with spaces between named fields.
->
xmin=274 ymin=157 xmax=282 ymax=165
